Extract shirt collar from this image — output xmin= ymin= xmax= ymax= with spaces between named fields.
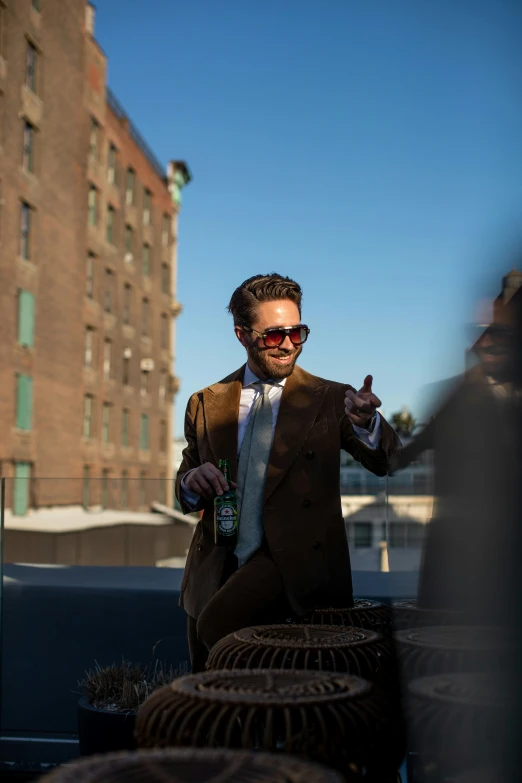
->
xmin=243 ymin=363 xmax=287 ymax=389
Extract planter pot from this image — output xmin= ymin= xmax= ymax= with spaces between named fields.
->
xmin=77 ymin=697 xmax=136 ymax=757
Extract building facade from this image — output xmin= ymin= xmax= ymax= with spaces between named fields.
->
xmin=0 ymin=0 xmax=190 ymax=514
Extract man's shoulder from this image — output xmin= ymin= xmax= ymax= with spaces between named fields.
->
xmin=293 ymin=365 xmax=354 ymax=394
xmin=188 ymin=365 xmax=245 ymax=400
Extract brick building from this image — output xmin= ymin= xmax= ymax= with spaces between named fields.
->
xmin=0 ymin=0 xmax=190 ymax=515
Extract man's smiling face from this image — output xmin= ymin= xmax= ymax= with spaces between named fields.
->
xmin=236 ymin=299 xmax=303 ymax=380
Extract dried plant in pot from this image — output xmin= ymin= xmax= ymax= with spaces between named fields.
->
xmin=77 ymin=657 xmax=188 ymax=758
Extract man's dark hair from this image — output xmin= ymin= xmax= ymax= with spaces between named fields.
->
xmin=227 ymin=273 xmax=302 ymax=328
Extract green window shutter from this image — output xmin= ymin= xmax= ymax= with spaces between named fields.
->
xmin=140 ymin=414 xmax=149 ymax=450
xmin=16 ymin=374 xmax=33 ymax=430
xmin=13 ymin=462 xmax=31 ymax=516
xmin=18 ymin=290 xmax=35 ymax=347
xmin=122 ymin=409 xmax=129 ymax=446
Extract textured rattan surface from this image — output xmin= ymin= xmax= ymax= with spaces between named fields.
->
xmin=40 ymin=748 xmax=345 ymax=783
xmin=408 ymin=672 xmax=509 ymax=709
xmin=306 ymin=599 xmax=393 ymax=635
xmin=135 ymin=669 xmax=403 ymax=778
xmin=406 ymin=672 xmax=509 ymax=778
xmin=206 ymin=624 xmax=394 ymax=691
xmin=392 ymin=601 xmax=467 ymax=631
xmin=395 ymin=625 xmax=513 ymax=681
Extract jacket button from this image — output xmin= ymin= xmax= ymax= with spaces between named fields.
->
xmin=313 ymin=541 xmax=321 ymax=550
xmin=197 ymin=544 xmax=203 ymax=551
xmin=303 ymin=499 xmax=312 ymax=508
xmin=306 ymin=451 xmax=315 ymax=460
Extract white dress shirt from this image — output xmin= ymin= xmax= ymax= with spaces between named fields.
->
xmin=181 ymin=363 xmax=382 ymax=508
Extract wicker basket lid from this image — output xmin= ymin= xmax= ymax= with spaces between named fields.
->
xmin=408 ymin=672 xmax=509 ymax=709
xmin=223 ymin=624 xmax=382 ymax=650
xmin=395 ymin=625 xmax=511 ymax=651
xmin=312 ymin=599 xmax=389 ymax=613
xmin=171 ymin=668 xmax=372 ymax=707
xmin=40 ymin=748 xmax=344 ymax=782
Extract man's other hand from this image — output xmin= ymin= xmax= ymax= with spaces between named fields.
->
xmin=184 ymin=462 xmax=237 ymax=499
xmin=345 ymin=375 xmax=382 ymax=428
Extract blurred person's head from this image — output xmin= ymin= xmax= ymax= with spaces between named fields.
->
xmin=227 ymin=273 xmax=308 ymax=380
xmin=472 ymin=300 xmax=515 ymax=382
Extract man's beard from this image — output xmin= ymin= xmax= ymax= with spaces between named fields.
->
xmin=247 ymin=343 xmax=302 ymax=380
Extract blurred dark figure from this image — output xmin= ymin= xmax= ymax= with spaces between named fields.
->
xmin=394 ymin=269 xmax=522 ymax=782
xmin=393 ymin=271 xmax=522 ymax=624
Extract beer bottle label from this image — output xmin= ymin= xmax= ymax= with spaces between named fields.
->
xmin=215 ymin=498 xmax=238 ymax=537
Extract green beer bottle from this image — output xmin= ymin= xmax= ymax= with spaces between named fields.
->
xmin=214 ymin=459 xmax=238 ymax=547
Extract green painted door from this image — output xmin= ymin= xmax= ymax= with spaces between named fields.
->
xmin=13 ymin=463 xmax=31 ymax=516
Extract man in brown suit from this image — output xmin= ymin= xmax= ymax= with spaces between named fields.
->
xmin=176 ymin=273 xmax=400 ymax=671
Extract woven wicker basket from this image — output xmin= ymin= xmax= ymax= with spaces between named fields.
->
xmin=395 ymin=625 xmax=514 ymax=682
xmin=39 ymin=747 xmax=344 ymax=783
xmin=206 ymin=624 xmax=396 ymax=694
xmin=303 ymin=599 xmax=393 ymax=636
xmin=135 ymin=669 xmax=403 ymax=780
xmin=406 ymin=672 xmax=509 ymax=779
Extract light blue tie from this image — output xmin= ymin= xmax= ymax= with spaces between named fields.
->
xmin=235 ymin=382 xmax=273 ymax=567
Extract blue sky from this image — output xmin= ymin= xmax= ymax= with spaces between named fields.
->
xmin=95 ymin=0 xmax=522 ymax=434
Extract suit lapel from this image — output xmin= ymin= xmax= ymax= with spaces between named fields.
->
xmin=264 ymin=365 xmax=328 ymax=503
xmin=203 ymin=366 xmax=244 ymax=482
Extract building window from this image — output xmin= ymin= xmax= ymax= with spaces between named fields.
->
xmin=141 ymin=298 xmax=149 ymax=337
xmin=159 ymin=369 xmax=167 ymax=402
xmin=102 ymin=402 xmax=111 ymax=443
xmin=353 ymin=522 xmax=372 ymax=548
xmin=83 ymin=394 xmax=93 ymax=438
xmin=84 ymin=327 xmax=94 ymax=367
xmin=123 ymin=353 xmax=130 ymax=386
xmin=22 ymin=121 xmax=35 ymax=173
xmin=88 ymin=186 xmax=97 ymax=227
xmin=142 ymin=244 xmax=150 ymax=277
xmin=123 ymin=283 xmax=131 ymax=324
xmin=160 ymin=313 xmax=169 ymax=349
xmin=389 ymin=522 xmax=425 ymax=548
xmin=18 ymin=290 xmax=35 ymax=348
xmin=103 ymin=339 xmax=111 ymax=380
xmin=101 ymin=469 xmax=109 ymax=509
xmin=83 ymin=466 xmax=90 ymax=510
xmin=125 ymin=167 xmax=135 ymax=206
xmin=161 ymin=263 xmax=169 ymax=295
xmin=16 ymin=374 xmax=33 ymax=430
xmin=121 ymin=408 xmax=129 ymax=447
xmin=86 ymin=253 xmax=95 ymax=298
xmin=139 ymin=471 xmax=146 ymax=507
xmin=141 ymin=369 xmax=149 ymax=396
xmin=89 ymin=117 xmax=100 ymax=160
xmin=140 ymin=413 xmax=149 ymax=451
xmin=13 ymin=463 xmax=31 ymax=517
xmin=26 ymin=41 xmax=37 ymax=93
xmin=124 ymin=224 xmax=133 ymax=257
xmin=106 ymin=204 xmax=115 ymax=244
xmin=160 ymin=420 xmax=167 ymax=453
xmin=121 ymin=471 xmax=128 ymax=509
xmin=20 ymin=202 xmax=32 ymax=260
xmin=104 ymin=269 xmax=114 ymax=313
xmin=162 ymin=214 xmax=170 ymax=247
xmin=143 ymin=189 xmax=152 ymax=225
xmin=107 ymin=143 xmax=117 ymax=185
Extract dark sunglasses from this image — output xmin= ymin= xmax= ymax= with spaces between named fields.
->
xmin=243 ymin=324 xmax=310 ymax=348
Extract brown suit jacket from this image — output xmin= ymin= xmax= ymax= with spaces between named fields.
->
xmin=176 ymin=364 xmax=400 ymax=619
